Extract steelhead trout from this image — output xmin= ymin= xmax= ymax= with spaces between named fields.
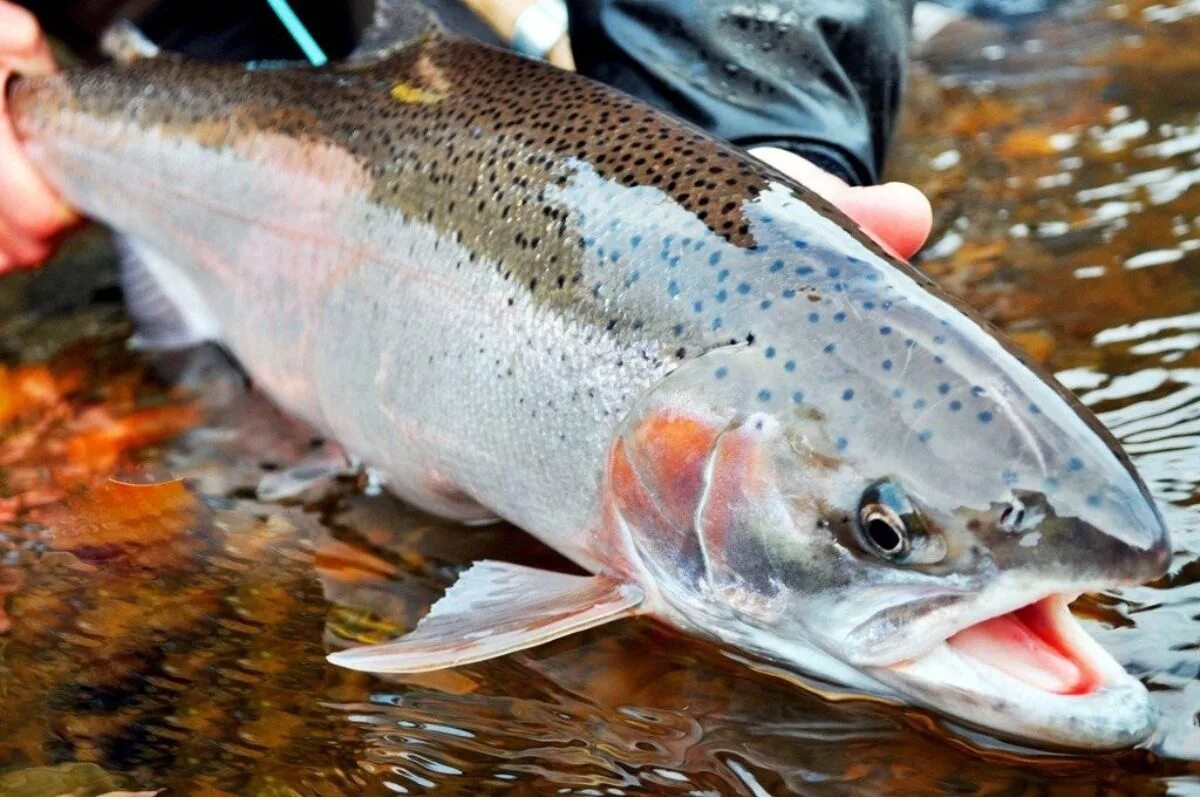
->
xmin=8 ymin=2 xmax=1170 ymax=749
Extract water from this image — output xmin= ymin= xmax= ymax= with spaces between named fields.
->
xmin=0 ymin=0 xmax=1198 ymax=794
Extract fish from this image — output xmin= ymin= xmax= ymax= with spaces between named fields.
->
xmin=7 ymin=0 xmax=1170 ymax=750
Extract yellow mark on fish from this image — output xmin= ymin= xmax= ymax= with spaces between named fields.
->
xmin=390 ymin=83 xmax=445 ymax=105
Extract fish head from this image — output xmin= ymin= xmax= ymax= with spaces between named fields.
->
xmin=605 ymin=320 xmax=1169 ymax=749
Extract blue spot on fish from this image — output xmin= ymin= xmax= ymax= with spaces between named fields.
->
xmin=737 ymin=282 xmax=752 ymax=295
xmin=715 ymin=290 xmax=728 ymax=303
xmin=828 ymin=267 xmax=841 ymax=278
xmin=1066 ymin=457 xmax=1084 ymax=472
xmin=836 ymin=437 xmax=848 ymax=451
xmin=914 ymin=399 xmax=927 ymax=410
xmin=1086 ymin=494 xmax=1102 ymax=508
xmin=760 ymin=299 xmax=772 ymax=310
xmin=938 ymin=383 xmax=950 ymax=395
xmin=949 ymin=400 xmax=962 ymax=411
xmin=796 ymin=266 xmax=814 ymax=276
xmin=693 ymin=300 xmax=704 ymax=313
xmin=824 ymin=343 xmax=836 ymax=354
xmin=808 ymin=312 xmax=820 ymax=323
xmin=879 ymin=326 xmax=892 ymax=335
xmin=834 ymin=312 xmax=847 ymax=323
xmin=784 ymin=360 xmax=796 ymax=372
xmin=782 ymin=289 xmax=797 ymax=299
xmin=758 ymin=389 xmax=772 ymax=402
xmin=882 ymin=359 xmax=893 ymax=371
xmin=978 ymin=411 xmax=994 ymax=423
xmin=863 ymin=301 xmax=876 ymax=310
xmin=715 ymin=367 xmax=728 ymax=379
xmin=793 ymin=239 xmax=808 ymax=249
xmin=717 ymin=269 xmax=730 ymax=282
xmin=919 ymin=430 xmax=933 ymax=443
xmin=842 ymin=388 xmax=855 ymax=401
xmin=770 ymin=259 xmax=785 ymax=273
xmin=708 ymin=251 xmax=721 ymax=266
xmin=764 ymin=346 xmax=776 ymax=359
xmin=667 ymin=280 xmax=680 ymax=297
xmin=792 ymin=391 xmax=805 ymax=404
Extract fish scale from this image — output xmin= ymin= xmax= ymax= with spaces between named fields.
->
xmin=6 ymin=8 xmax=1172 ymax=750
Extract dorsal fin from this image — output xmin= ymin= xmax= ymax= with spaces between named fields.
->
xmin=327 ymin=561 xmax=643 ymax=673
xmin=99 ymin=20 xmax=161 ymax=64
xmin=347 ymin=0 xmax=445 ymax=65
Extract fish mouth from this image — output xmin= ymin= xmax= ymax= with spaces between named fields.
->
xmin=864 ymin=593 xmax=1157 ymax=749
xmin=912 ymin=595 xmax=1105 ymax=695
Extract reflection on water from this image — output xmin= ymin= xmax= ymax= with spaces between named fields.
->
xmin=0 ymin=0 xmax=1198 ymax=794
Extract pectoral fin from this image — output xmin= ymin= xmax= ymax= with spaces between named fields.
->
xmin=327 ymin=561 xmax=643 ymax=673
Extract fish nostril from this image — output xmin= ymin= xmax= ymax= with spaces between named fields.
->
xmin=999 ymin=500 xmax=1028 ymax=533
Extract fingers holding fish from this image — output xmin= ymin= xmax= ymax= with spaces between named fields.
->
xmin=0 ymin=0 xmax=78 ymax=272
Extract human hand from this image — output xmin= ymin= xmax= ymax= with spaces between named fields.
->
xmin=750 ymin=146 xmax=932 ymax=261
xmin=0 ymin=0 xmax=78 ymax=272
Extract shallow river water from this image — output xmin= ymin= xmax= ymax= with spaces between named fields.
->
xmin=0 ymin=0 xmax=1198 ymax=795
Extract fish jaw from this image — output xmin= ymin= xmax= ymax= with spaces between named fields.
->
xmin=865 ymin=593 xmax=1157 ymax=749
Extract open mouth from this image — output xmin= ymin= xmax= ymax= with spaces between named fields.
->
xmin=944 ymin=595 xmax=1101 ymax=695
xmin=886 ymin=593 xmax=1118 ymax=696
xmin=870 ymin=592 xmax=1156 ymax=748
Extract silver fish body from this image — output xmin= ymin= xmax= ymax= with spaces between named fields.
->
xmin=8 ymin=33 xmax=1170 ymax=749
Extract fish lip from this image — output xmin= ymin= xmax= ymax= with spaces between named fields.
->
xmin=843 ymin=582 xmax=1062 ymax=667
xmin=843 ymin=563 xmax=1156 ymax=668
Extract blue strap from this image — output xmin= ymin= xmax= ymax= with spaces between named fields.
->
xmin=264 ymin=0 xmax=328 ymax=66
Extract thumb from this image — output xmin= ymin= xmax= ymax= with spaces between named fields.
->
xmin=748 ymin=146 xmax=932 ymax=260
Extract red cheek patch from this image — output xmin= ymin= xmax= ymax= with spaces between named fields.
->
xmin=626 ymin=412 xmax=721 ymax=532
xmin=604 ymin=410 xmax=722 ymax=566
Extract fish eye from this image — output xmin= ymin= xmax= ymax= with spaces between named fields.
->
xmin=857 ymin=480 xmax=926 ymax=561
xmin=860 ymin=503 xmax=908 ymax=557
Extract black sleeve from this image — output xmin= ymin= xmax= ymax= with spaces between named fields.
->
xmin=563 ymin=0 xmax=915 ymax=186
